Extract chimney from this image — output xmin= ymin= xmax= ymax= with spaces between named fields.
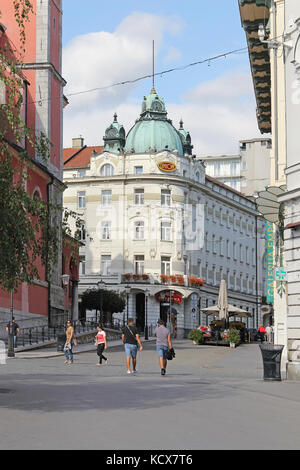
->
xmin=72 ymin=137 xmax=84 ymax=148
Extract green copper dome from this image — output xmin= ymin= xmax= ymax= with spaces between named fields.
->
xmin=124 ymin=89 xmax=184 ymax=155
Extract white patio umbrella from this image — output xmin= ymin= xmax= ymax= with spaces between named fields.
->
xmin=217 ymin=279 xmax=229 ymax=322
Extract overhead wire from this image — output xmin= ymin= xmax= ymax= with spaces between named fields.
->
xmin=25 ymin=46 xmax=248 ymax=106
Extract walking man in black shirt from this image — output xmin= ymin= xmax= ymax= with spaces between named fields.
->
xmin=6 ymin=317 xmax=21 ymax=347
xmin=122 ymin=318 xmax=143 ymax=374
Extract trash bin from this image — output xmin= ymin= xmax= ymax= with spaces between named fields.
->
xmin=56 ymin=330 xmax=66 ymax=352
xmin=259 ymin=343 xmax=284 ymax=381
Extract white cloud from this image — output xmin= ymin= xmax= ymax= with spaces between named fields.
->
xmin=63 ymin=13 xmax=262 ymax=154
xmin=62 ymin=12 xmax=184 ymax=110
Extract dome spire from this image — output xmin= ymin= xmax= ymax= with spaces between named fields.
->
xmin=151 ymin=39 xmax=156 ymax=94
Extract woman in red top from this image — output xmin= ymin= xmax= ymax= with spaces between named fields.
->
xmin=95 ymin=324 xmax=108 ymax=366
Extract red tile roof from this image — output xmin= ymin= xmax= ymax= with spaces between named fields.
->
xmin=63 ymin=145 xmax=103 ymax=168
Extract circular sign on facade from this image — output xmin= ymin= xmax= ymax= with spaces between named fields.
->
xmin=157 ymin=161 xmax=177 ymax=172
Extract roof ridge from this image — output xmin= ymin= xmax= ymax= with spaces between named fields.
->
xmin=63 ymin=145 xmax=87 ymax=166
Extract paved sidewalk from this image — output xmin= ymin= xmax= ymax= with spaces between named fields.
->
xmin=2 ymin=340 xmax=300 ymax=450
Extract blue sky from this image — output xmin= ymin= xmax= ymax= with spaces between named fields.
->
xmin=62 ymin=1 xmax=260 ymax=153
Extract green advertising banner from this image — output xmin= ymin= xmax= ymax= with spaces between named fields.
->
xmin=266 ymin=221 xmax=274 ymax=303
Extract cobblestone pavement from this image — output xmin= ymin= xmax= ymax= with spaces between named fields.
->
xmin=1 ymin=340 xmax=300 ymax=450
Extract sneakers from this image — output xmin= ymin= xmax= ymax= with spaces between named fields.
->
xmin=161 ymin=368 xmax=166 ymax=376
xmin=132 ymin=369 xmax=137 ymax=374
xmin=64 ymin=360 xmax=70 ymax=364
xmin=127 ymin=370 xmax=131 ymax=374
xmin=105 ymin=359 xmax=108 ymax=365
xmin=97 ymin=363 xmax=101 ymax=366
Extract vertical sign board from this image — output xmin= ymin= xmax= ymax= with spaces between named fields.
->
xmin=266 ymin=221 xmax=274 ymax=303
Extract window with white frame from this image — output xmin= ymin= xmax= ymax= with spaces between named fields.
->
xmin=134 ymin=221 xmax=145 ymax=240
xmin=101 ymin=221 xmax=111 ymax=240
xmin=220 ymin=237 xmax=224 ymax=256
xmin=252 ymin=248 xmax=255 ymax=266
xmin=135 ymin=166 xmax=143 ymax=175
xmin=246 ymin=246 xmax=249 ymax=264
xmin=79 ymin=169 xmax=86 ymax=178
xmin=101 ymin=255 xmax=111 ymax=275
xmin=161 ymin=221 xmax=171 ymax=241
xmin=101 ymin=189 xmax=112 ymax=206
xmin=161 ymin=256 xmax=171 ymax=275
xmin=233 ymin=242 xmax=237 ymax=260
xmin=134 ymin=188 xmax=144 ymax=206
xmin=212 ymin=234 xmax=216 ymax=254
xmin=226 ymin=240 xmax=230 ymax=258
xmin=134 ymin=255 xmax=144 ymax=274
xmin=79 ymin=255 xmax=86 ymax=275
xmin=100 ymin=163 xmax=114 ymax=176
xmin=77 ymin=191 xmax=86 ymax=209
xmin=161 ymin=189 xmax=171 ymax=207
xmin=240 ymin=244 xmax=243 ymax=263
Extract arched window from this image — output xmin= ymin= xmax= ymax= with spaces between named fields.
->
xmin=100 ymin=163 xmax=114 ymax=176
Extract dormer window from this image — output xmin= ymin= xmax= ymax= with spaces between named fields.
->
xmin=100 ymin=163 xmax=114 ymax=176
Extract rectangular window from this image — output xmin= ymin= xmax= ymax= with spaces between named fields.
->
xmin=134 ymin=255 xmax=144 ymax=275
xmin=101 ymin=221 xmax=111 ymax=240
xmin=226 ymin=240 xmax=230 ymax=258
xmin=134 ymin=189 xmax=144 ymax=206
xmin=161 ymin=256 xmax=171 ymax=275
xmin=79 ymin=256 xmax=86 ymax=275
xmin=161 ymin=221 xmax=171 ymax=241
xmin=233 ymin=242 xmax=237 ymax=260
xmin=77 ymin=191 xmax=86 ymax=209
xmin=101 ymin=189 xmax=112 ymax=206
xmin=79 ymin=169 xmax=86 ymax=178
xmin=101 ymin=255 xmax=111 ymax=275
xmin=134 ymin=221 xmax=145 ymax=240
xmin=161 ymin=189 xmax=171 ymax=207
xmin=135 ymin=166 xmax=143 ymax=175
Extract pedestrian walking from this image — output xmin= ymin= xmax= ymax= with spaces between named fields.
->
xmin=154 ymin=319 xmax=173 ymax=376
xmin=95 ymin=324 xmax=108 ymax=366
xmin=122 ymin=318 xmax=143 ymax=374
xmin=64 ymin=320 xmax=74 ymax=364
xmin=6 ymin=317 xmax=21 ymax=347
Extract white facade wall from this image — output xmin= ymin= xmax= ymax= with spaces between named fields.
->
xmin=63 ymin=148 xmax=266 ymax=336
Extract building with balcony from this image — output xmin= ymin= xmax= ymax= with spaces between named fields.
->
xmin=63 ymin=87 xmax=266 ymax=337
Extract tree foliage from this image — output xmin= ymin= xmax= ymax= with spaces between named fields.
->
xmin=81 ymin=288 xmax=126 ymax=316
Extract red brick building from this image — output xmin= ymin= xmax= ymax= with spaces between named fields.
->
xmin=0 ymin=1 xmax=78 ymax=327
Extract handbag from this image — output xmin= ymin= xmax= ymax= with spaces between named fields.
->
xmin=64 ymin=341 xmax=71 ymax=351
xmin=166 ymin=347 xmax=175 ymax=361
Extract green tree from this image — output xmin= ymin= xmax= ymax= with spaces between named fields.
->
xmin=81 ymin=288 xmax=126 ymax=325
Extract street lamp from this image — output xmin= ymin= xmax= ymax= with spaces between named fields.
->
xmin=97 ymin=279 xmax=105 ymax=324
xmin=61 ymin=274 xmax=70 ymax=322
xmin=144 ymin=288 xmax=150 ymax=340
xmin=7 ymin=290 xmax=15 ymax=358
xmin=124 ymin=285 xmax=130 ymax=326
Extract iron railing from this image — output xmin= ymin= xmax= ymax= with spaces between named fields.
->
xmin=0 ymin=318 xmax=122 ymax=348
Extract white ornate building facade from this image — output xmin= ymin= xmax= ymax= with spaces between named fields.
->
xmin=63 ymin=87 xmax=267 ymax=337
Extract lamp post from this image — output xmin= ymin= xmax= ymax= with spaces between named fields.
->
xmin=7 ymin=290 xmax=15 ymax=358
xmin=97 ymin=279 xmax=105 ymax=325
xmin=144 ymin=289 xmax=150 ymax=340
xmin=124 ymin=285 xmax=130 ymax=326
xmin=61 ymin=274 xmax=70 ymax=322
